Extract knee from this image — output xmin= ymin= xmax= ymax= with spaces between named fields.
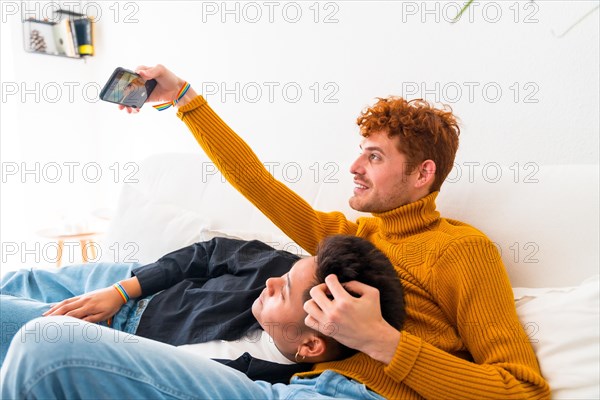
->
xmin=6 ymin=316 xmax=95 ymax=364
xmin=0 ymin=269 xmax=29 ymax=294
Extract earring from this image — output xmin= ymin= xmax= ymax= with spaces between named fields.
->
xmin=294 ymin=350 xmax=306 ymax=363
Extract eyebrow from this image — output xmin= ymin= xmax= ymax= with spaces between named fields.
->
xmin=360 ymin=145 xmax=386 ymax=154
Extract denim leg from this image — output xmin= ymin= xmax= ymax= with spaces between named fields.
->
xmin=0 ymin=262 xmax=137 ymax=302
xmin=0 ymin=292 xmax=152 ymax=368
xmin=0 ymin=295 xmax=52 ymax=366
xmin=1 ymin=316 xmax=277 ymax=400
xmin=291 ymin=370 xmax=386 ymax=399
xmin=0 ymin=316 xmax=382 ymax=400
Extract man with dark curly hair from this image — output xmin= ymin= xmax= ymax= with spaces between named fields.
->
xmin=1 ymin=235 xmax=404 ymax=386
xmin=1 ymin=64 xmax=550 ymax=400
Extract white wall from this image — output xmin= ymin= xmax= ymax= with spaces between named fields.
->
xmin=1 ymin=1 xmax=598 ymax=272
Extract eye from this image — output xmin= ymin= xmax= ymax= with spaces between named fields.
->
xmin=369 ymin=153 xmax=381 ymax=161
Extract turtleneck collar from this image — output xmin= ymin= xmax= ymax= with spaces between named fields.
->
xmin=371 ymin=191 xmax=441 ymax=240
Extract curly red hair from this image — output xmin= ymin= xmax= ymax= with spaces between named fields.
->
xmin=356 ymin=97 xmax=460 ymax=192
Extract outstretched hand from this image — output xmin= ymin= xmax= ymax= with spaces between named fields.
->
xmin=303 ymin=274 xmax=401 ymax=364
xmin=43 ymin=286 xmax=124 ymax=323
xmin=118 ymin=64 xmax=194 ymax=113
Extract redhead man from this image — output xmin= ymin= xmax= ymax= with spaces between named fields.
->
xmin=0 ymin=64 xmax=549 ymax=400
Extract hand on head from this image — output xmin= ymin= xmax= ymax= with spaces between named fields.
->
xmin=300 ymin=235 xmax=405 ymax=363
xmin=304 ymin=275 xmax=384 ymax=348
xmin=303 ymin=275 xmax=402 ymax=364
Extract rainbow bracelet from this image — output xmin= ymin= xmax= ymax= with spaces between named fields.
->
xmin=153 ymin=82 xmax=191 ymax=111
xmin=113 ymin=282 xmax=130 ymax=304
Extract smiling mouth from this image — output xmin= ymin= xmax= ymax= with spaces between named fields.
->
xmin=353 ymin=181 xmax=369 ymax=193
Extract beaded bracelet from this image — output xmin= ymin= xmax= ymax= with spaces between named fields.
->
xmin=113 ymin=282 xmax=130 ymax=304
xmin=153 ymin=82 xmax=191 ymax=111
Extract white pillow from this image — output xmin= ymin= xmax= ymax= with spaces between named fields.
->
xmin=99 ymin=186 xmax=207 ymax=265
xmin=199 ymin=228 xmax=308 ymax=257
xmin=514 ymin=275 xmax=600 ymax=399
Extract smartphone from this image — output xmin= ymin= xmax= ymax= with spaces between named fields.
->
xmin=99 ymin=67 xmax=157 ymax=109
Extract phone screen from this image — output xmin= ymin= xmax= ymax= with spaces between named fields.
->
xmin=100 ymin=68 xmax=156 ymax=108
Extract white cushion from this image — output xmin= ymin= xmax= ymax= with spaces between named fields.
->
xmin=514 ymin=276 xmax=600 ymax=399
xmin=199 ymin=228 xmax=308 ymax=257
xmin=437 ymin=165 xmax=599 ymax=288
xmin=109 ymin=155 xmax=598 ymax=288
xmin=99 ymin=183 xmax=207 ymax=265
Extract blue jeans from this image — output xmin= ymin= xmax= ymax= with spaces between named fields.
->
xmin=1 ymin=317 xmax=384 ymax=399
xmin=0 ymin=262 xmax=150 ymax=366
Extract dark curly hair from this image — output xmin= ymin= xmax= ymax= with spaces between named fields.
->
xmin=304 ymin=235 xmax=405 ymax=359
xmin=356 ymin=97 xmax=460 ymax=192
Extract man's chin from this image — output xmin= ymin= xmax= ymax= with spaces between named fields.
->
xmin=349 ymin=197 xmax=369 ymax=213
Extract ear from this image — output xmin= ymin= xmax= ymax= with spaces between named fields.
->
xmin=415 ymin=160 xmax=436 ymax=189
xmin=297 ymin=334 xmax=327 ymax=362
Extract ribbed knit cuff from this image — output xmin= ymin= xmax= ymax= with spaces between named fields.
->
xmin=176 ymin=95 xmax=207 ymax=117
xmin=383 ymin=331 xmax=422 ymax=382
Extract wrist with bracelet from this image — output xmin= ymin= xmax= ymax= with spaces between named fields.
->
xmin=153 ymin=81 xmax=191 ymax=111
xmin=107 ymin=282 xmax=130 ymax=327
xmin=112 ymin=282 xmax=130 ymax=304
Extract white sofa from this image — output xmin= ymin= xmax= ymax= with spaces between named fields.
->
xmin=101 ymin=153 xmax=599 ymax=399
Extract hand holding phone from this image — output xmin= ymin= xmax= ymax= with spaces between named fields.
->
xmin=100 ymin=67 xmax=157 ymax=109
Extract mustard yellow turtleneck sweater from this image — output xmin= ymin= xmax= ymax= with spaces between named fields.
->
xmin=177 ymin=96 xmax=550 ymax=400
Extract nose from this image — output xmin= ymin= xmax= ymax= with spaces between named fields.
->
xmin=350 ymin=153 xmax=366 ymax=176
xmin=265 ymin=277 xmax=282 ymax=296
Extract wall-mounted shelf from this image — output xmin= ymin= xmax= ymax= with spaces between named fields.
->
xmin=23 ymin=9 xmax=95 ymax=60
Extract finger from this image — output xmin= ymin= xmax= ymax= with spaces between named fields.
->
xmin=136 ymin=64 xmax=161 ymax=79
xmin=134 ymin=65 xmax=150 ymax=73
xmin=47 ymin=298 xmax=85 ymax=316
xmin=341 ymin=280 xmax=377 ymax=297
xmin=43 ymin=303 xmax=62 ymax=316
xmin=309 ymin=283 xmax=335 ymax=312
xmin=65 ymin=308 xmax=88 ymax=319
xmin=118 ymin=104 xmax=125 ymax=110
xmin=82 ymin=314 xmax=104 ymax=323
xmin=43 ymin=297 xmax=78 ymax=316
xmin=304 ymin=314 xmax=321 ymax=332
xmin=46 ymin=304 xmax=77 ymax=316
xmin=324 ymin=274 xmax=352 ymax=299
xmin=303 ymin=298 xmax=325 ymax=322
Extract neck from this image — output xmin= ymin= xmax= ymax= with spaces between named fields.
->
xmin=270 ymin=338 xmax=302 ymax=363
xmin=372 ymin=191 xmax=441 ymax=239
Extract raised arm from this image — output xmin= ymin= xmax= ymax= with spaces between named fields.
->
xmin=131 ymin=65 xmax=359 ymax=255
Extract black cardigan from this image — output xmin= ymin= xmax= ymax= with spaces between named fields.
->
xmin=131 ymin=237 xmax=312 ymax=383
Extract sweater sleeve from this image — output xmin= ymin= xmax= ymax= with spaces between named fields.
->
xmin=383 ymin=236 xmax=551 ymax=399
xmin=177 ymin=96 xmax=358 ymax=255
